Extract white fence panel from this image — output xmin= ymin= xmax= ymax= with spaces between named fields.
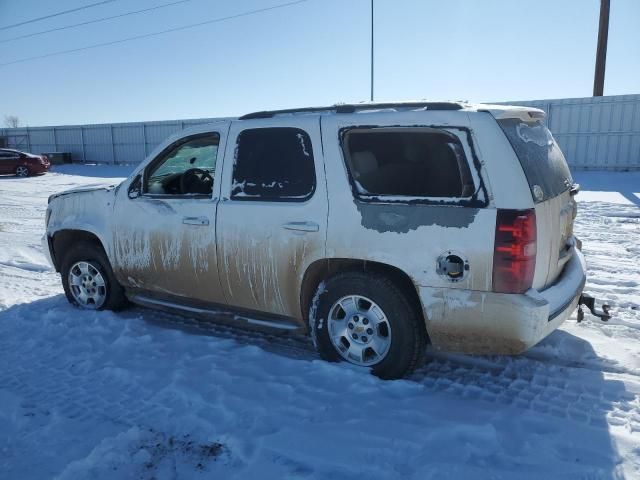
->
xmin=502 ymin=94 xmax=640 ymax=170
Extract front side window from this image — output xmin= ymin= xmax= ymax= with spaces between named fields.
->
xmin=342 ymin=128 xmax=475 ymax=199
xmin=145 ymin=133 xmax=219 ymax=196
xmin=231 ymin=127 xmax=315 ymax=201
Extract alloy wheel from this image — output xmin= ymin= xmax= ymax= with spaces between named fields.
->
xmin=68 ymin=261 xmax=107 ymax=309
xmin=328 ymin=295 xmax=392 ymax=366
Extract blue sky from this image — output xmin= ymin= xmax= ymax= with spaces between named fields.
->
xmin=1 ymin=0 xmax=639 ymax=126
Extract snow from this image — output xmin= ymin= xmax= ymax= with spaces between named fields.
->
xmin=1 ymin=165 xmax=640 ymax=479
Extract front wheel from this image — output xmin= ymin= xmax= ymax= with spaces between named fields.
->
xmin=310 ymin=272 xmax=426 ymax=379
xmin=61 ymin=242 xmax=127 ymax=311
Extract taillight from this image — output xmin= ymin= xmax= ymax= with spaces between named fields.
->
xmin=492 ymin=209 xmax=536 ymax=294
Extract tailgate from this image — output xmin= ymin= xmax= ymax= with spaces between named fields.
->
xmin=496 ymin=117 xmax=576 ymax=289
xmin=534 ymin=190 xmax=577 ymax=288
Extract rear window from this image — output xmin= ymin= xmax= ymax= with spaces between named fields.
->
xmin=342 ymin=128 xmax=474 ymax=199
xmin=497 ymin=119 xmax=572 ymax=202
xmin=231 ymin=127 xmax=315 ymax=201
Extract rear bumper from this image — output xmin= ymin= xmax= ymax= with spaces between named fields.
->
xmin=419 ymin=247 xmax=586 ymax=355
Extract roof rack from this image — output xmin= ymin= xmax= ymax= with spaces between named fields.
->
xmin=238 ymin=101 xmax=464 ymax=120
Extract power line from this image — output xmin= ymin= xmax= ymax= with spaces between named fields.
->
xmin=0 ymin=0 xmax=118 ymax=31
xmin=0 ymin=0 xmax=192 ymax=45
xmin=0 ymin=0 xmax=310 ymax=68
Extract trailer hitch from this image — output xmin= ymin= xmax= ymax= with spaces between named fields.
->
xmin=577 ymin=294 xmax=611 ymax=322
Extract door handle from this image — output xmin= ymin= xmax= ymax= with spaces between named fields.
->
xmin=182 ymin=216 xmax=209 ymax=226
xmin=282 ymin=221 xmax=319 ymax=233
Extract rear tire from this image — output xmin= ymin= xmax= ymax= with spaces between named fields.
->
xmin=15 ymin=165 xmax=29 ymax=177
xmin=310 ymin=271 xmax=426 ymax=380
xmin=61 ymin=242 xmax=127 ymax=311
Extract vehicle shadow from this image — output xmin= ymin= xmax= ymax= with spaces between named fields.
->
xmin=0 ymin=296 xmax=632 ymax=477
xmin=0 ymin=173 xmax=47 ymax=180
xmin=100 ymin=306 xmax=640 ymax=476
xmin=574 ymin=170 xmax=640 ymax=207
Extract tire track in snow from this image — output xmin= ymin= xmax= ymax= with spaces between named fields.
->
xmin=2 ymin=303 xmax=637 ymax=436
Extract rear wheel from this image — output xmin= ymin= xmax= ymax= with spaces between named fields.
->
xmin=310 ymin=271 xmax=426 ymax=379
xmin=15 ymin=165 xmax=29 ymax=177
xmin=61 ymin=242 xmax=127 ymax=311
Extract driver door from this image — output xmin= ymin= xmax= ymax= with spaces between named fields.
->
xmin=111 ymin=125 xmax=229 ymax=305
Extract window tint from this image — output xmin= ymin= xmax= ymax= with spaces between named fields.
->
xmin=145 ymin=133 xmax=219 ymax=196
xmin=497 ymin=119 xmax=572 ymax=202
xmin=343 ymin=128 xmax=474 ymax=198
xmin=231 ymin=127 xmax=315 ymax=201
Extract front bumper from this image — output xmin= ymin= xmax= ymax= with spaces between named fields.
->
xmin=419 ymin=247 xmax=587 ymax=355
xmin=31 ymin=164 xmax=49 ymax=174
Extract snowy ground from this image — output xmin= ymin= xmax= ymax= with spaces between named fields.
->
xmin=1 ymin=165 xmax=639 ymax=479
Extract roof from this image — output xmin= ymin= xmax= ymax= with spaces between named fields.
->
xmin=239 ymin=101 xmax=464 ymax=120
xmin=238 ymin=101 xmax=545 ymax=121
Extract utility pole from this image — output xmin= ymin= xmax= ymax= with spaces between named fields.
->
xmin=593 ymin=0 xmax=610 ymax=96
xmin=370 ymin=0 xmax=374 ymax=102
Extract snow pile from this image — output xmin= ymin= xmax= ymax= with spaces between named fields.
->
xmin=0 ymin=166 xmax=639 ymax=479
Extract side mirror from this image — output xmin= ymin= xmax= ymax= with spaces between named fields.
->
xmin=128 ymin=174 xmax=142 ymax=199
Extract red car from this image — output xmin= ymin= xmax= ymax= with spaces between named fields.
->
xmin=0 ymin=148 xmax=50 ymax=176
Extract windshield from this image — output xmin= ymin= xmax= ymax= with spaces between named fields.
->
xmin=497 ymin=118 xmax=572 ymax=202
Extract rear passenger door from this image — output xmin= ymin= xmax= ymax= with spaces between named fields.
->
xmin=216 ymin=117 xmax=327 ymax=319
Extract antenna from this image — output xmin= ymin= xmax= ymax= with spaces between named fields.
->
xmin=370 ymin=0 xmax=374 ymax=102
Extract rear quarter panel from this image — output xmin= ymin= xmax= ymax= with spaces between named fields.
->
xmin=468 ymin=112 xmax=551 ymax=290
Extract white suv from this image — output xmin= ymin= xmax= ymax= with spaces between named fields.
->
xmin=43 ymin=102 xmax=603 ymax=379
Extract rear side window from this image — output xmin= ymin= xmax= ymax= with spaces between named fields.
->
xmin=342 ymin=128 xmax=475 ymax=199
xmin=497 ymin=119 xmax=572 ymax=202
xmin=0 ymin=150 xmax=19 ymax=159
xmin=231 ymin=127 xmax=315 ymax=201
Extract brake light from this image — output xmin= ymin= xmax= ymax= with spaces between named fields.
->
xmin=492 ymin=209 xmax=536 ymax=294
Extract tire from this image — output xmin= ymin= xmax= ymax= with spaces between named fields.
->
xmin=15 ymin=165 xmax=29 ymax=177
xmin=60 ymin=242 xmax=128 ymax=311
xmin=310 ymin=271 xmax=426 ymax=380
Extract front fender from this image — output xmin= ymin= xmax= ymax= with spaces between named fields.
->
xmin=46 ymin=188 xmax=116 ymax=260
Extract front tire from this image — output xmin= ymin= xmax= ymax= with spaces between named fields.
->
xmin=61 ymin=242 xmax=127 ymax=311
xmin=311 ymin=271 xmax=426 ymax=379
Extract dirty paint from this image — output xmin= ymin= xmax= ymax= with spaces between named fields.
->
xmin=355 ymin=201 xmax=479 ymax=233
